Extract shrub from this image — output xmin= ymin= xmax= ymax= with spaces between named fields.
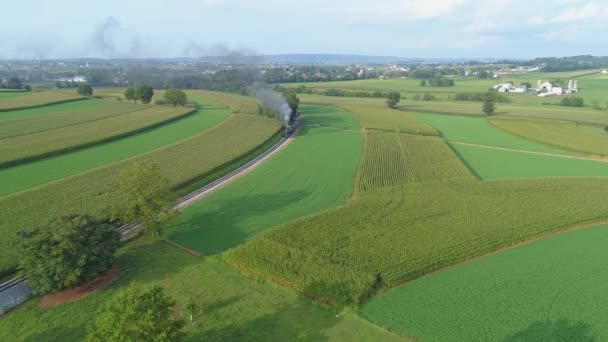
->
xmin=560 ymin=97 xmax=584 ymax=107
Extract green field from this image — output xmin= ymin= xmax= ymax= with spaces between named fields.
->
xmin=0 ymin=92 xmax=31 ymax=99
xmin=0 ymin=105 xmax=194 ymax=167
xmin=0 ymin=97 xmax=229 ymax=196
xmin=490 ymin=116 xmax=608 ymax=156
xmin=167 ymin=104 xmax=363 ymax=254
xmin=227 ymin=179 xmax=608 ymax=306
xmin=0 ymin=101 xmax=158 ymax=139
xmin=357 ymin=132 xmax=473 ymax=191
xmin=0 ymin=98 xmax=107 ymax=120
xmin=0 ymin=91 xmax=84 ymax=111
xmin=413 ymin=112 xmax=608 ymax=179
xmin=363 ymin=224 xmax=608 ymax=342
xmin=0 ymin=240 xmax=403 ymax=342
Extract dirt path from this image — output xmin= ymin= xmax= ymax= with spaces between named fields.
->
xmin=448 ymin=141 xmax=608 ymax=163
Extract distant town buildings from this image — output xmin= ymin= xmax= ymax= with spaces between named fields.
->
xmin=58 ymin=76 xmax=87 ymax=83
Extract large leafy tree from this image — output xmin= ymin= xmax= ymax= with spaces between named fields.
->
xmin=109 ymin=162 xmax=175 ymax=237
xmin=6 ymin=77 xmax=23 ymax=89
xmin=86 ymin=282 xmax=184 ymax=342
xmin=386 ymin=92 xmax=401 ymax=108
xmin=77 ymin=83 xmax=94 ymax=96
xmin=124 ymin=87 xmax=135 ymax=102
xmin=17 ymin=215 xmax=120 ymax=295
xmin=164 ymin=88 xmax=188 ymax=106
xmin=482 ymin=96 xmax=497 ymax=116
xmin=134 ymin=85 xmax=154 ymax=104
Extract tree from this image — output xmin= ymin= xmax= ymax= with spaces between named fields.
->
xmin=560 ymin=96 xmax=584 ymax=107
xmin=164 ymin=88 xmax=188 ymax=106
xmin=483 ymin=96 xmax=497 ymax=115
xmin=134 ymin=85 xmax=154 ymax=104
xmin=604 ymin=126 xmax=608 ymax=134
xmin=17 ymin=215 xmax=120 ymax=295
xmin=124 ymin=88 xmax=135 ymax=102
xmin=521 ymin=82 xmax=532 ymax=89
xmin=77 ymin=83 xmax=94 ymax=96
xmin=283 ymin=91 xmax=299 ymax=115
xmin=86 ymin=282 xmax=184 ymax=342
xmin=386 ymin=92 xmax=401 ymax=108
xmin=6 ymin=77 xmax=23 ymax=89
xmin=24 ymin=85 xmax=32 ymax=92
xmin=109 ymin=162 xmax=175 ymax=237
xmin=420 ymin=80 xmax=427 ymax=87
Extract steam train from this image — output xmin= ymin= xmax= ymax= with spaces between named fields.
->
xmin=283 ymin=112 xmax=302 ymax=138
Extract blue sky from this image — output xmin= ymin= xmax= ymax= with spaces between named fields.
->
xmin=1 ymin=0 xmax=607 ymax=59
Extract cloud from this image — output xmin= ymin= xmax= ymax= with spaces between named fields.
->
xmin=549 ymin=1 xmax=607 ymax=22
xmin=345 ymin=0 xmax=466 ymax=24
xmin=451 ymin=35 xmax=504 ymax=48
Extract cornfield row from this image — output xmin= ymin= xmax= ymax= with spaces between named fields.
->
xmin=188 ymin=90 xmax=260 ymax=114
xmin=226 ymin=178 xmax=608 ymax=306
xmin=0 ymin=91 xmax=84 ymax=111
xmin=357 ymin=132 xmax=474 ymax=191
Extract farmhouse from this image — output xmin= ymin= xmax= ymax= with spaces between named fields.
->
xmin=603 ymin=70 xmax=608 ymax=74
xmin=536 ymin=80 xmax=577 ymax=97
xmin=493 ymin=82 xmax=527 ymax=93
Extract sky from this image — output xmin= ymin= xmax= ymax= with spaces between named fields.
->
xmin=1 ymin=0 xmax=607 ymax=59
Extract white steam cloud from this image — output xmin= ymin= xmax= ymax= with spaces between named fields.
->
xmin=255 ymin=87 xmax=292 ymax=127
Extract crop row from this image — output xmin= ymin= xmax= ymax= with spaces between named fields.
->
xmin=0 ymin=100 xmax=156 ymax=139
xmin=490 ymin=116 xmax=608 ymax=156
xmin=226 ymin=178 xmax=608 ymax=306
xmin=0 ymin=91 xmax=85 ymax=111
xmin=0 ymin=105 xmax=194 ymax=167
xmin=187 ymin=90 xmax=260 ymax=114
xmin=0 ymin=114 xmax=281 ymax=275
xmin=357 ymin=132 xmax=474 ymax=191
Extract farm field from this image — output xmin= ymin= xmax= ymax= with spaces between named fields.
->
xmin=0 ymin=240 xmax=403 ymax=342
xmin=0 ymin=98 xmax=108 ymax=120
xmin=0 ymin=99 xmax=280 ymax=274
xmin=490 ymin=116 xmax=608 ymax=156
xmin=226 ymin=178 xmax=608 ymax=306
xmin=0 ymin=91 xmax=31 ymax=99
xmin=167 ymin=104 xmax=363 ymax=254
xmin=362 ymin=224 xmax=608 ymax=342
xmin=0 ymin=91 xmax=84 ymax=111
xmin=0 ymin=104 xmax=194 ymax=167
xmin=357 ymin=132 xmax=473 ymax=191
xmin=0 ymin=100 xmax=157 ymax=139
xmin=413 ymin=112 xmax=608 ymax=179
xmin=0 ymin=97 xmax=229 ymax=196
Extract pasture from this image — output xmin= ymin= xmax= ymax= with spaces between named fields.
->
xmin=362 ymin=224 xmax=608 ymax=342
xmin=0 ymin=240 xmax=402 ymax=342
xmin=226 ymin=178 xmax=608 ymax=306
xmin=413 ymin=112 xmax=608 ymax=179
xmin=490 ymin=116 xmax=608 ymax=156
xmin=0 ymin=97 xmax=228 ymax=196
xmin=0 ymin=100 xmax=156 ymax=139
xmin=0 ymin=104 xmax=194 ymax=167
xmin=0 ymin=95 xmax=280 ymax=275
xmin=0 ymin=91 xmax=84 ymax=111
xmin=167 ymin=104 xmax=363 ymax=254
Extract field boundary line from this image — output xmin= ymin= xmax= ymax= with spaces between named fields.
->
xmin=448 ymin=141 xmax=608 ymax=163
xmin=304 ymin=123 xmax=360 ymax=133
xmin=0 ymin=97 xmax=88 ymax=113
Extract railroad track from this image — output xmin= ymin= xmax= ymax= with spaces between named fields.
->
xmin=0 ymin=121 xmax=300 ymax=314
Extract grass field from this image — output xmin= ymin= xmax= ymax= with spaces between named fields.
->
xmin=0 ymin=98 xmax=107 ymax=120
xmin=412 ymin=112 xmax=608 ymax=179
xmin=0 ymin=101 xmax=158 ymax=139
xmin=0 ymin=91 xmax=84 ymax=111
xmin=356 ymin=132 xmax=473 ymax=191
xmin=0 ymin=240 xmax=404 ymax=342
xmin=0 ymin=113 xmax=279 ymax=274
xmin=0 ymin=91 xmax=31 ymax=99
xmin=300 ymin=95 xmax=437 ymax=135
xmin=167 ymin=104 xmax=363 ymax=254
xmin=490 ymin=116 xmax=608 ymax=156
xmin=362 ymin=224 xmax=608 ymax=342
xmin=0 ymin=105 xmax=194 ymax=167
xmin=0 ymin=97 xmax=229 ymax=196
xmin=226 ymin=178 xmax=608 ymax=306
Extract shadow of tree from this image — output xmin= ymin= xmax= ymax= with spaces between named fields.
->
xmin=503 ymin=319 xmax=596 ymax=342
xmin=187 ymin=297 xmax=337 ymax=342
xmin=168 ymin=191 xmax=311 ymax=254
xmin=23 ymin=327 xmax=81 ymax=342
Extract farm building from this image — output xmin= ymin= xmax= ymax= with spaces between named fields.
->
xmin=58 ymin=76 xmax=87 ymax=83
xmin=602 ymin=70 xmax=608 ymax=74
xmin=493 ymin=82 xmax=527 ymax=93
xmin=536 ymin=80 xmax=577 ymax=97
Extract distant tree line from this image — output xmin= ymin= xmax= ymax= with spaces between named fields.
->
xmin=454 ymin=92 xmax=511 ymax=103
xmin=1 ymin=77 xmax=31 ymax=91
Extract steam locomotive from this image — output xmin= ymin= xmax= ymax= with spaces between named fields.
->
xmin=283 ymin=112 xmax=302 ymax=138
